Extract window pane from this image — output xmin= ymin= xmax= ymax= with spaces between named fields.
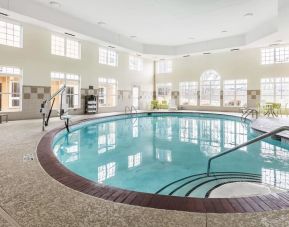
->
xmin=51 ymin=35 xmax=65 ymax=56
xmin=179 ymin=81 xmax=198 ymax=105
xmin=98 ymin=77 xmax=117 ymax=107
xmin=156 ymin=60 xmax=172 ymax=74
xmin=223 ymin=79 xmax=247 ymax=107
xmin=0 ymin=19 xmax=22 ymax=48
xmin=66 ymin=39 xmax=81 ymax=59
xmin=200 ymin=70 xmax=220 ymax=106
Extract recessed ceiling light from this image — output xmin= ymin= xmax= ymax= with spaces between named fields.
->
xmin=231 ymin=48 xmax=240 ymax=52
xmin=183 ymin=55 xmax=190 ymax=58
xmin=221 ymin=30 xmax=228 ymax=33
xmin=203 ymin=52 xmax=211 ymax=55
xmin=244 ymin=12 xmax=254 ymax=17
xmin=49 ymin=1 xmax=61 ymax=8
xmin=137 ymin=54 xmax=142 ymax=57
xmin=129 ymin=36 xmax=137 ymax=39
xmin=97 ymin=21 xmax=106 ymax=26
xmin=108 ymin=45 xmax=115 ymax=49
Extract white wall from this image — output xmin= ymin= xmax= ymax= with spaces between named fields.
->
xmin=156 ymin=48 xmax=289 ymax=90
xmin=0 ymin=20 xmax=154 ymax=118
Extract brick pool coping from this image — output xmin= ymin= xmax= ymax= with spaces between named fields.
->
xmin=37 ymin=112 xmax=289 ymax=213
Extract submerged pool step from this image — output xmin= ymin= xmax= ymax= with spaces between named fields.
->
xmin=156 ymin=172 xmax=261 ymax=198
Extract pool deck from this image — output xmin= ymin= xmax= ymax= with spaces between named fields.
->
xmin=1 ymin=111 xmax=289 ymax=226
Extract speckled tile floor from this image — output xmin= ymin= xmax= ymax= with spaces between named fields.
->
xmin=0 ymin=111 xmax=289 ymax=227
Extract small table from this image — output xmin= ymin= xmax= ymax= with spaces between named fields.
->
xmin=264 ymin=104 xmax=277 ymax=117
xmin=0 ymin=114 xmax=8 ymax=123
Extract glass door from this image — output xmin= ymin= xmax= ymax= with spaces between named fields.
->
xmin=132 ymin=86 xmax=139 ymax=109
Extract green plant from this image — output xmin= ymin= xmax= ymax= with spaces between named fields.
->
xmin=151 ymin=100 xmax=159 ymax=109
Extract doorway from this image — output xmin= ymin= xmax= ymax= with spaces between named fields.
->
xmin=132 ymin=86 xmax=140 ymax=109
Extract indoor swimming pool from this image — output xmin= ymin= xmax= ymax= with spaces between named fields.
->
xmin=52 ymin=113 xmax=289 ymax=198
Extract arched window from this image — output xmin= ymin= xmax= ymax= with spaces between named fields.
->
xmin=200 ymin=70 xmax=221 ymax=106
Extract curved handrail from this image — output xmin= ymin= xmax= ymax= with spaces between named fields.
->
xmin=131 ymin=105 xmax=137 ymax=114
xmin=206 ymin=126 xmax=289 ymax=176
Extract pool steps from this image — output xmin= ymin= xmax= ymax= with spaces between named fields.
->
xmin=156 ymin=172 xmax=261 ymax=198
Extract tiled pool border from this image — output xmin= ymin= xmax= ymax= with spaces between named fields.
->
xmin=37 ymin=112 xmax=289 ymax=213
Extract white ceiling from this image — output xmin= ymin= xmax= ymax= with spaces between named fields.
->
xmin=32 ymin=0 xmax=277 ymax=46
xmin=0 ymin=0 xmax=288 ymax=56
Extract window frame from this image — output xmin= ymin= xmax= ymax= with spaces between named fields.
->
xmin=261 ymin=47 xmax=289 ymax=65
xmin=0 ymin=66 xmax=23 ymax=112
xmin=0 ymin=18 xmax=23 ymax=48
xmin=99 ymin=47 xmax=118 ymax=67
xmin=51 ymin=34 xmax=81 ymax=59
xmin=223 ymin=79 xmax=247 ymax=107
xmin=156 ymin=83 xmax=172 ymax=102
xmin=50 ymin=72 xmax=81 ymax=109
xmin=129 ymin=55 xmax=143 ymax=71
xmin=98 ymin=77 xmax=118 ymax=107
xmin=200 ymin=70 xmax=221 ymax=106
xmin=260 ymin=77 xmax=289 ymax=106
xmin=179 ymin=81 xmax=198 ymax=106
xmin=156 ymin=60 xmax=172 ymax=74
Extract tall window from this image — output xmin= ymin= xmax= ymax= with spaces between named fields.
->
xmin=156 ymin=83 xmax=172 ymax=102
xmin=261 ymin=47 xmax=289 ymax=64
xmin=51 ymin=34 xmax=81 ymax=59
xmin=99 ymin=47 xmax=118 ymax=67
xmin=129 ymin=56 xmax=143 ymax=71
xmin=261 ymin=77 xmax=289 ymax=106
xmin=179 ymin=81 xmax=198 ymax=106
xmin=0 ymin=66 xmax=22 ymax=112
xmin=51 ymin=72 xmax=80 ymax=109
xmin=200 ymin=70 xmax=220 ymax=106
xmin=0 ymin=19 xmax=22 ymax=48
xmin=223 ymin=80 xmax=247 ymax=107
xmin=98 ymin=77 xmax=117 ymax=107
xmin=156 ymin=60 xmax=172 ymax=74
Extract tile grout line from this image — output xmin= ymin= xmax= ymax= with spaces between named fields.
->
xmin=0 ymin=205 xmax=21 ymax=227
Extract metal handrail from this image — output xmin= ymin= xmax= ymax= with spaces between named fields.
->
xmin=206 ymin=126 xmax=289 ymax=176
xmin=125 ymin=106 xmax=131 ymax=114
xmin=241 ymin=108 xmax=258 ymax=121
xmin=131 ymin=105 xmax=137 ymax=114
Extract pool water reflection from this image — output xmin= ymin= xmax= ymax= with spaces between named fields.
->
xmin=53 ymin=113 xmax=289 ymax=197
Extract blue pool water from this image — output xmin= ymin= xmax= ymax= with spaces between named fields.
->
xmin=52 ymin=113 xmax=289 ymax=198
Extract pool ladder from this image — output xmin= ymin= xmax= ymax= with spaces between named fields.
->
xmin=125 ymin=105 xmax=137 ymax=115
xmin=206 ymin=126 xmax=289 ymax=176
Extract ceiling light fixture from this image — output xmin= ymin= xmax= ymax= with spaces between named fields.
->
xmin=0 ymin=12 xmax=8 ymax=17
xmin=108 ymin=45 xmax=115 ymax=49
xmin=64 ymin=32 xmax=75 ymax=37
xmin=49 ymin=1 xmax=61 ymax=8
xmin=97 ymin=21 xmax=106 ymax=26
xmin=221 ymin=30 xmax=228 ymax=33
xmin=244 ymin=12 xmax=254 ymax=17
xmin=203 ymin=52 xmax=211 ymax=55
xmin=183 ymin=55 xmax=190 ymax=58
xmin=231 ymin=48 xmax=240 ymax=52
